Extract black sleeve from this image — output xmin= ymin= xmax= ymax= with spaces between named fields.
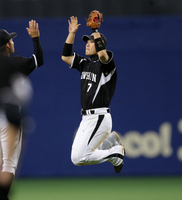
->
xmin=101 ymin=51 xmax=116 ymax=74
xmin=32 ymin=37 xmax=44 ymax=67
xmin=70 ymin=53 xmax=87 ymax=72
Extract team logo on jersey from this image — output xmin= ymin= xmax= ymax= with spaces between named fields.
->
xmin=81 ymin=72 xmax=97 ymax=82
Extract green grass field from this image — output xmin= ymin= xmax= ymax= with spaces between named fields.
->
xmin=10 ymin=176 xmax=182 ymax=200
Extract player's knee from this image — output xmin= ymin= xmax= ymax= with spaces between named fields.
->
xmin=2 ymin=166 xmax=16 ymax=175
xmin=71 ymin=158 xmax=80 ymax=166
xmin=71 ymin=155 xmax=82 ymax=166
xmin=2 ymin=158 xmax=18 ymax=175
xmin=71 ymin=153 xmax=86 ymax=166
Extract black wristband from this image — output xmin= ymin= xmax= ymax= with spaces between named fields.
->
xmin=92 ymin=28 xmax=99 ymax=33
xmin=94 ymin=37 xmax=106 ymax=52
xmin=62 ymin=43 xmax=73 ymax=56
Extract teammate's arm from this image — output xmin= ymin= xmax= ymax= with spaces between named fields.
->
xmin=61 ymin=16 xmax=81 ymax=65
xmin=26 ymin=20 xmax=44 ymax=67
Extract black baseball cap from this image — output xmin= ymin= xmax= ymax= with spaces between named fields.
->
xmin=0 ymin=29 xmax=17 ymax=47
xmin=82 ymin=33 xmax=107 ymax=46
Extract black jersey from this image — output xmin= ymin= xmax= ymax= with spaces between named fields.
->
xmin=0 ymin=37 xmax=43 ymax=89
xmin=0 ymin=54 xmax=37 ymax=88
xmin=71 ymin=50 xmax=117 ymax=110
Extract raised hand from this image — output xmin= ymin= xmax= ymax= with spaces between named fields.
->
xmin=26 ymin=20 xmax=40 ymax=38
xmin=68 ymin=16 xmax=81 ymax=34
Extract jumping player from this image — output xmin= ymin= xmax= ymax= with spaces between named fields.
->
xmin=61 ymin=15 xmax=125 ymax=173
xmin=0 ymin=20 xmax=44 ymax=200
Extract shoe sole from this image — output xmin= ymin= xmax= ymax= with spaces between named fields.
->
xmin=113 ymin=131 xmax=126 ymax=155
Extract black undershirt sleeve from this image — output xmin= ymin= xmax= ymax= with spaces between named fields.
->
xmin=32 ymin=37 xmax=44 ymax=67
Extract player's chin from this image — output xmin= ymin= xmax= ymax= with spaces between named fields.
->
xmin=11 ymin=49 xmax=15 ymax=54
xmin=85 ymin=51 xmax=93 ymax=56
xmin=85 ymin=51 xmax=90 ymax=56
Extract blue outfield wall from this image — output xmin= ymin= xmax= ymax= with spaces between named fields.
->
xmin=0 ymin=16 xmax=182 ymax=177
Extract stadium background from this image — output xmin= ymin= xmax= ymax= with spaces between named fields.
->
xmin=0 ymin=0 xmax=182 ymax=199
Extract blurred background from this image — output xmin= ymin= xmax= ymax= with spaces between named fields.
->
xmin=0 ymin=0 xmax=182 ymax=182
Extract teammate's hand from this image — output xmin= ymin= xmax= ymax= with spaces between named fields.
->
xmin=26 ymin=20 xmax=40 ymax=38
xmin=68 ymin=16 xmax=81 ymax=34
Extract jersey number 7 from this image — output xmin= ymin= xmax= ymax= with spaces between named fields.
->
xmin=87 ymin=83 xmax=92 ymax=92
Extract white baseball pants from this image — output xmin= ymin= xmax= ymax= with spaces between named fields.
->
xmin=0 ymin=112 xmax=22 ymax=175
xmin=71 ymin=108 xmax=123 ymax=167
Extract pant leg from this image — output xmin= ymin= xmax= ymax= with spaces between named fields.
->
xmin=98 ymin=131 xmax=121 ymax=150
xmin=0 ymin=114 xmax=22 ymax=175
xmin=71 ymin=113 xmax=123 ymax=166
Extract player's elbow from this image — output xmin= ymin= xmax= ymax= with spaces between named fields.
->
xmin=61 ymin=55 xmax=73 ymax=66
xmin=98 ymin=51 xmax=109 ymax=63
xmin=61 ymin=55 xmax=67 ymax=62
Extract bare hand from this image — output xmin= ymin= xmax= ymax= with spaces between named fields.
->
xmin=68 ymin=16 xmax=81 ymax=34
xmin=26 ymin=20 xmax=40 ymax=38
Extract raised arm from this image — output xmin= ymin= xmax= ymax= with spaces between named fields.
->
xmin=26 ymin=20 xmax=44 ymax=67
xmin=86 ymin=10 xmax=109 ymax=63
xmin=61 ymin=16 xmax=81 ymax=65
xmin=93 ymin=32 xmax=109 ymax=63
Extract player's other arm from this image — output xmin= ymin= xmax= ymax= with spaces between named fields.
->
xmin=61 ymin=16 xmax=81 ymax=66
xmin=26 ymin=20 xmax=44 ymax=67
xmin=61 ymin=33 xmax=75 ymax=65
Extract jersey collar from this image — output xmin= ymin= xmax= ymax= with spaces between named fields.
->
xmin=90 ymin=54 xmax=98 ymax=61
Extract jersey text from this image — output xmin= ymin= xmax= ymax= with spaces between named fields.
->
xmin=81 ymin=72 xmax=97 ymax=82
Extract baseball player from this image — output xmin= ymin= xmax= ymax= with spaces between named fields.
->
xmin=61 ymin=11 xmax=125 ymax=173
xmin=0 ymin=20 xmax=44 ymax=200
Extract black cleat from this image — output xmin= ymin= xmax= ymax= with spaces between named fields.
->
xmin=114 ymin=162 xmax=124 ymax=173
xmin=114 ymin=145 xmax=125 ymax=173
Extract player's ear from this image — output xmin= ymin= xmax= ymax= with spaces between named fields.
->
xmin=6 ymin=42 xmax=10 ymax=50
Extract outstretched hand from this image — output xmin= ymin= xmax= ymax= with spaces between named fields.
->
xmin=26 ymin=20 xmax=40 ymax=38
xmin=68 ymin=16 xmax=81 ymax=34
